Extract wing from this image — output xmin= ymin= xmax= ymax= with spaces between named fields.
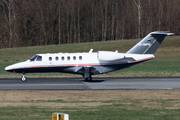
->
xmin=76 ymin=66 xmax=101 ymax=75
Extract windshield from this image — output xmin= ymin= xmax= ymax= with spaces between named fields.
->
xmin=29 ymin=55 xmax=38 ymax=61
xmin=36 ymin=56 xmax=42 ymax=61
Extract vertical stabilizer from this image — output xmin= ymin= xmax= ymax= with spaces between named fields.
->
xmin=126 ymin=31 xmax=173 ymax=54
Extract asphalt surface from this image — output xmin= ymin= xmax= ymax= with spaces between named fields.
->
xmin=0 ymin=77 xmax=180 ymax=90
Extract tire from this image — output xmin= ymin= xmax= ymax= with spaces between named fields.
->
xmin=85 ymin=77 xmax=92 ymax=81
xmin=21 ymin=75 xmax=26 ymax=82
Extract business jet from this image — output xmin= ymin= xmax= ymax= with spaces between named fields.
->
xmin=5 ymin=31 xmax=173 ymax=82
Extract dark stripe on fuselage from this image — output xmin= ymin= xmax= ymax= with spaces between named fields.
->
xmin=6 ymin=59 xmax=148 ymax=74
xmin=7 ymin=66 xmax=73 ymax=73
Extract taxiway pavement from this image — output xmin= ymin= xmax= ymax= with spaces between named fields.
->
xmin=0 ymin=77 xmax=180 ymax=90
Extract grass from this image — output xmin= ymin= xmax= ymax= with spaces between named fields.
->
xmin=1 ymin=106 xmax=177 ymax=120
xmin=1 ymin=36 xmax=180 ymax=78
xmin=0 ymin=90 xmax=180 ymax=120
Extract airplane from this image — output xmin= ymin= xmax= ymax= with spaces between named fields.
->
xmin=5 ymin=31 xmax=174 ymax=82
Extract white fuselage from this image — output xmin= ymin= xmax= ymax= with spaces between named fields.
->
xmin=5 ymin=51 xmax=154 ymax=75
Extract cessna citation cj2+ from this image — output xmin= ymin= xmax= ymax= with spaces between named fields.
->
xmin=5 ymin=31 xmax=173 ymax=82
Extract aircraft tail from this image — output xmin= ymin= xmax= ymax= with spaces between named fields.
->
xmin=126 ymin=31 xmax=174 ymax=54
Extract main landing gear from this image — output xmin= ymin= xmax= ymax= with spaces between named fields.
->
xmin=85 ymin=77 xmax=92 ymax=81
xmin=83 ymin=67 xmax=92 ymax=82
xmin=21 ymin=73 xmax=27 ymax=82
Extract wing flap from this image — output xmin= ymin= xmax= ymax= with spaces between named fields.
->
xmin=76 ymin=66 xmax=101 ymax=75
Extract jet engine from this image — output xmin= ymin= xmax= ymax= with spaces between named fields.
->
xmin=97 ymin=51 xmax=124 ymax=61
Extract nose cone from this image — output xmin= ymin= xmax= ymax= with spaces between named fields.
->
xmin=5 ymin=65 xmax=15 ymax=72
xmin=5 ymin=61 xmax=27 ymax=73
xmin=5 ymin=66 xmax=10 ymax=71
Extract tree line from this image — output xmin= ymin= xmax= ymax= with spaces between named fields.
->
xmin=0 ymin=0 xmax=180 ymax=48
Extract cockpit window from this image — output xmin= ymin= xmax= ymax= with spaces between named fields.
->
xmin=36 ymin=56 xmax=42 ymax=61
xmin=29 ymin=55 xmax=38 ymax=61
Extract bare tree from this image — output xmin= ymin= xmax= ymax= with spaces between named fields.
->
xmin=59 ymin=0 xmax=61 ymax=44
xmin=111 ymin=0 xmax=115 ymax=40
xmin=77 ymin=0 xmax=80 ymax=43
xmin=2 ymin=0 xmax=17 ymax=47
xmin=133 ymin=0 xmax=141 ymax=38
xmin=1 ymin=0 xmax=180 ymax=48
xmin=72 ymin=0 xmax=77 ymax=43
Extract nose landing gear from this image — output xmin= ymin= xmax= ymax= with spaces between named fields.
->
xmin=21 ymin=73 xmax=26 ymax=82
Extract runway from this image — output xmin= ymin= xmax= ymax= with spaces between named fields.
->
xmin=0 ymin=77 xmax=180 ymax=90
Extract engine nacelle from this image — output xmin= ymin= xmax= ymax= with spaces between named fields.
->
xmin=97 ymin=51 xmax=124 ymax=61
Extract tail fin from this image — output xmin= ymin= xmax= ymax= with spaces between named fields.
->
xmin=126 ymin=31 xmax=174 ymax=54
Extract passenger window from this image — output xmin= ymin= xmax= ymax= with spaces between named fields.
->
xmin=73 ymin=56 xmax=76 ymax=60
xmin=79 ymin=56 xmax=82 ymax=60
xmin=49 ymin=57 xmax=52 ymax=61
xmin=61 ymin=57 xmax=64 ymax=61
xmin=36 ymin=56 xmax=42 ymax=61
xmin=55 ymin=57 xmax=59 ymax=61
xmin=67 ymin=56 xmax=70 ymax=60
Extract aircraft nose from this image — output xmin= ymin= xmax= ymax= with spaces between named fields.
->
xmin=5 ymin=65 xmax=12 ymax=71
xmin=5 ymin=61 xmax=27 ymax=72
xmin=5 ymin=64 xmax=17 ymax=72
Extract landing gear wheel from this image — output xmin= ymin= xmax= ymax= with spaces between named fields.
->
xmin=21 ymin=75 xmax=26 ymax=82
xmin=85 ymin=77 xmax=92 ymax=82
